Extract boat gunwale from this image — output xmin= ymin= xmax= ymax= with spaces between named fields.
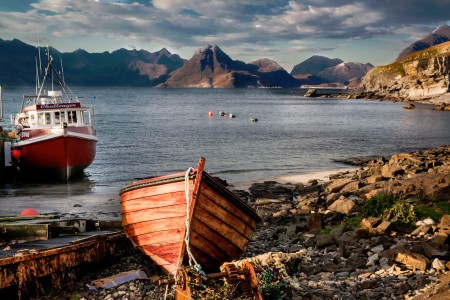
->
xmin=119 ymin=172 xmax=196 ymax=196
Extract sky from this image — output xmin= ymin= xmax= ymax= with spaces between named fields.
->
xmin=0 ymin=0 xmax=449 ymax=71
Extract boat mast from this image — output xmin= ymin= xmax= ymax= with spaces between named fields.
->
xmin=36 ymin=47 xmax=51 ymax=100
xmin=35 ymin=57 xmax=40 ymax=95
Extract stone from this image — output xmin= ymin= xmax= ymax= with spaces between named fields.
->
xmin=330 ymin=224 xmax=346 ymax=241
xmin=439 ymin=215 xmax=450 ymax=229
xmin=366 ymin=253 xmax=379 ymax=266
xmin=339 ymin=181 xmax=362 ymax=194
xmin=432 ymin=258 xmax=446 ymax=272
xmin=325 ymin=193 xmax=341 ymax=205
xmin=286 ymin=224 xmax=300 ymax=238
xmin=327 ymin=196 xmax=357 ymax=215
xmin=367 ymin=175 xmax=383 ymax=183
xmin=360 ymin=280 xmax=377 ymax=289
xmin=431 ymin=233 xmax=449 ymax=245
xmin=416 ymin=218 xmax=436 ymax=226
xmin=307 ymin=212 xmax=323 ymax=231
xmin=354 ymin=228 xmax=370 ymax=239
xmin=324 ymin=178 xmax=354 ymax=193
xmin=315 ymin=234 xmax=335 ymax=249
xmin=411 ymin=225 xmax=432 ymax=236
xmin=360 ymin=217 xmax=381 ymax=229
xmin=375 ymin=221 xmax=391 ymax=234
xmin=394 ymin=252 xmax=429 ymax=271
xmin=364 ymin=189 xmax=383 ymax=200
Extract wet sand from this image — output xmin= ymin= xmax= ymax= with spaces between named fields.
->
xmin=0 ymin=190 xmax=121 ymax=220
xmin=230 ymin=167 xmax=358 ymax=190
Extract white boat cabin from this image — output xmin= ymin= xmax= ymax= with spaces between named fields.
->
xmin=12 ymin=91 xmax=94 ymax=130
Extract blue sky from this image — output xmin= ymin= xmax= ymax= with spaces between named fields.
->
xmin=1 ymin=0 xmax=449 ymax=71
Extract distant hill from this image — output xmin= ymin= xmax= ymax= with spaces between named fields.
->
xmin=396 ymin=24 xmax=450 ymax=61
xmin=290 ymin=55 xmax=372 ymax=86
xmin=0 ymin=38 xmax=186 ymax=86
xmin=160 ymin=45 xmax=303 ymax=88
xmin=290 ymin=55 xmax=343 ymax=77
xmin=317 ymin=62 xmax=374 ymax=85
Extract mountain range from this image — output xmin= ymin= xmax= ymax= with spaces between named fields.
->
xmin=396 ymin=24 xmax=450 ymax=61
xmin=0 ymin=38 xmax=185 ymax=86
xmin=0 ymin=38 xmax=373 ymax=88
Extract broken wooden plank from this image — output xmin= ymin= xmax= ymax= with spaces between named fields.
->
xmin=0 ymin=224 xmax=49 ymax=241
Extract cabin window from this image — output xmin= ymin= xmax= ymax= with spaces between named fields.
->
xmin=29 ymin=114 xmax=36 ymax=126
xmin=68 ymin=111 xmax=77 ymax=125
xmin=45 ymin=112 xmax=51 ymax=125
xmin=37 ymin=112 xmax=52 ymax=126
xmin=55 ymin=112 xmax=61 ymax=125
xmin=83 ymin=111 xmax=90 ymax=125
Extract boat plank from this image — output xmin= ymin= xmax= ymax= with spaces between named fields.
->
xmin=121 ymin=181 xmax=193 ymax=202
xmin=196 ymin=194 xmax=256 ymax=238
xmin=141 ymin=245 xmax=180 ymax=275
xmin=199 ymin=182 xmax=258 ymax=229
xmin=189 ymin=230 xmax=233 ymax=263
xmin=191 ymin=214 xmax=247 ymax=254
xmin=122 ymin=204 xmax=186 ymax=225
xmin=129 ymin=229 xmax=185 ymax=245
xmin=121 ymin=192 xmax=186 ymax=213
xmin=123 ymin=216 xmax=185 ymax=237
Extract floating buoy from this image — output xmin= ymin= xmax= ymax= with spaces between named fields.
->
xmin=20 ymin=208 xmax=39 ymax=216
xmin=11 ymin=149 xmax=21 ymax=159
xmin=209 ymin=111 xmax=214 ymax=117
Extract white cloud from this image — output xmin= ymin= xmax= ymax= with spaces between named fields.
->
xmin=1 ymin=0 xmax=449 ymax=69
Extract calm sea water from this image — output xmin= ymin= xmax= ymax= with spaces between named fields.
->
xmin=1 ymin=87 xmax=450 ymax=196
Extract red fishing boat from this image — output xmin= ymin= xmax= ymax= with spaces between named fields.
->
xmin=120 ymin=158 xmax=261 ymax=275
xmin=9 ymin=47 xmax=97 ymax=181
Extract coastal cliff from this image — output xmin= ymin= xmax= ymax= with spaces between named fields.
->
xmin=362 ymin=41 xmax=450 ymax=103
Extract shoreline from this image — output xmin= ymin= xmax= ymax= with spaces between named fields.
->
xmin=230 ymin=167 xmax=359 ymax=191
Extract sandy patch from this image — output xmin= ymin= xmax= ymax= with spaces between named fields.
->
xmin=230 ymin=167 xmax=358 ymax=191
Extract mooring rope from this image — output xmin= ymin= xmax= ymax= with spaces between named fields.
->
xmin=184 ymin=167 xmax=201 ymax=268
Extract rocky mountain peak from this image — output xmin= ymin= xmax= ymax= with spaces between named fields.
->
xmin=396 ymin=24 xmax=450 ymax=61
xmin=318 ymin=62 xmax=374 ymax=85
xmin=432 ymin=24 xmax=450 ymax=35
xmin=291 ymin=55 xmax=343 ymax=76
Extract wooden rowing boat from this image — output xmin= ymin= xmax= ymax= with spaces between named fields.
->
xmin=119 ymin=158 xmax=261 ymax=275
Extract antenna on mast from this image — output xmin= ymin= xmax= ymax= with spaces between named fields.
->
xmin=60 ymin=57 xmax=65 ymax=84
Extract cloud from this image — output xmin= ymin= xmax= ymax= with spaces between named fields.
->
xmin=0 ymin=0 xmax=449 ymax=67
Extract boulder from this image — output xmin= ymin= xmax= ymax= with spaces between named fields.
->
xmin=327 ymin=196 xmax=357 ymax=215
xmin=395 ymin=252 xmax=429 ymax=271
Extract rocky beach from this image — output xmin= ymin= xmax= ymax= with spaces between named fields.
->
xmin=21 ymin=144 xmax=448 ymax=300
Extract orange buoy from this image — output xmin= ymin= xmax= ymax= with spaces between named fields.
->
xmin=209 ymin=111 xmax=214 ymax=117
xmin=20 ymin=208 xmax=39 ymax=216
xmin=11 ymin=149 xmax=21 ymax=159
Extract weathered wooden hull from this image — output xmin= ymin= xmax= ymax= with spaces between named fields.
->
xmin=120 ymin=158 xmax=260 ymax=275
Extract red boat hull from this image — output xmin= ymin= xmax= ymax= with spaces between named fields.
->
xmin=17 ymin=130 xmax=97 ymax=181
